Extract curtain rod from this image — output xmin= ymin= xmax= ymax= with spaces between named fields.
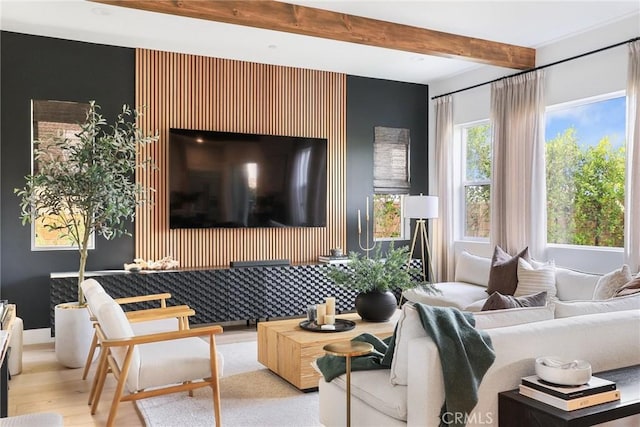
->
xmin=431 ymin=36 xmax=640 ymax=100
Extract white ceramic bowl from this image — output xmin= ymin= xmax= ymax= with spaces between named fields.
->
xmin=535 ymin=356 xmax=592 ymax=386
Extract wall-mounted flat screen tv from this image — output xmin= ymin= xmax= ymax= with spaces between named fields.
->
xmin=169 ymin=128 xmax=327 ymax=229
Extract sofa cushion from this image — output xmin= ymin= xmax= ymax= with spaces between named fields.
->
xmin=137 ymin=337 xmax=218 ymax=391
xmin=454 ymin=250 xmax=491 ymax=287
xmin=555 ymin=267 xmax=601 ymax=301
xmin=592 ymin=265 xmax=632 ymax=300
xmin=402 ymin=282 xmax=488 ymax=310
xmin=390 ymin=303 xmax=422 ymax=386
xmin=554 ymin=293 xmax=640 ymax=318
xmin=332 ymin=369 xmax=408 ymax=421
xmin=481 ymin=291 xmax=547 ymax=311
xmin=615 ymin=274 xmax=640 ymax=297
xmin=515 ymin=258 xmax=556 ymax=299
xmin=487 ymin=246 xmax=530 ymax=296
xmin=473 ymin=305 xmax=555 ymax=329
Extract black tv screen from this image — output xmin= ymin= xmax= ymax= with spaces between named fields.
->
xmin=169 ymin=128 xmax=327 ymax=229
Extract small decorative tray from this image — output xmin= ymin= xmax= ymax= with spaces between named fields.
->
xmin=299 ymin=319 xmax=356 ymax=333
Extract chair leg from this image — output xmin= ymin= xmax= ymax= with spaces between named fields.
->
xmin=82 ymin=331 xmax=99 ymax=380
xmin=106 ymin=378 xmax=126 ymax=427
xmin=210 ymin=338 xmax=222 ymax=426
xmin=88 ymin=346 xmax=108 ymax=406
xmin=211 ymin=376 xmax=222 ymax=426
xmin=106 ymin=347 xmax=135 ymax=427
xmin=181 ymin=381 xmax=194 ymax=397
xmin=90 ymin=353 xmax=109 ymax=414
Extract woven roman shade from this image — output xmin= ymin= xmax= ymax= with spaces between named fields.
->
xmin=373 ymin=126 xmax=410 ymax=193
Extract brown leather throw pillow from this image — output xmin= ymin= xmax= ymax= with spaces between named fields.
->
xmin=486 ymin=246 xmax=530 ymax=296
xmin=481 ymin=291 xmax=547 ymax=311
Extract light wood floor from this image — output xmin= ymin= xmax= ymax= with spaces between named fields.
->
xmin=8 ymin=326 xmax=258 ymax=426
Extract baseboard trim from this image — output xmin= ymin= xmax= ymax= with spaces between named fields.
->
xmin=24 ymin=328 xmax=54 ymax=345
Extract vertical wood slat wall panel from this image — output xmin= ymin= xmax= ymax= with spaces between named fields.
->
xmin=135 ymin=49 xmax=346 ymax=267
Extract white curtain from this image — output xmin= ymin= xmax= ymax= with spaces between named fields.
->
xmin=490 ymin=70 xmax=547 ymax=258
xmin=432 ymin=95 xmax=455 ymax=281
xmin=625 ymin=40 xmax=640 ymax=272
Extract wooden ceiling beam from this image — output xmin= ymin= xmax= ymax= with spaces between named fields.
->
xmin=91 ymin=0 xmax=535 ymax=70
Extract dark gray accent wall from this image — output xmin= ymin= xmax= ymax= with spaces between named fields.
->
xmin=345 ymin=75 xmax=429 ymax=254
xmin=1 ymin=32 xmax=136 ymax=328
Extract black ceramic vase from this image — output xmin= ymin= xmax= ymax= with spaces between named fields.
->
xmin=355 ymin=290 xmax=397 ymax=322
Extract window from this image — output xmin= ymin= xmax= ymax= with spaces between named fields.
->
xmin=372 ymin=126 xmax=410 ymax=240
xmin=31 ymin=99 xmax=95 ymax=250
xmin=461 ymin=122 xmax=491 ymax=239
xmin=545 ymin=93 xmax=626 ymax=248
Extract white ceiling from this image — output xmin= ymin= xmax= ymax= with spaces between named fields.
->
xmin=1 ymin=0 xmax=638 ymax=84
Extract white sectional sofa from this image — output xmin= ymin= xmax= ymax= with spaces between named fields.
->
xmin=318 ymin=308 xmax=640 ymax=427
xmin=318 ymin=252 xmax=640 ymax=426
xmin=402 ymin=250 xmax=608 ymax=310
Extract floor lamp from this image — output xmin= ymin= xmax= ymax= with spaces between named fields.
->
xmin=403 ymin=195 xmax=439 ymax=284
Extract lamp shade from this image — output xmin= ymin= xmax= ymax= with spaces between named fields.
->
xmin=403 ymin=195 xmax=439 ymax=219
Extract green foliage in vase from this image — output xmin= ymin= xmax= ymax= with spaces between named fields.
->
xmin=15 ymin=101 xmax=158 ymax=303
xmin=326 ymin=243 xmax=439 ymax=294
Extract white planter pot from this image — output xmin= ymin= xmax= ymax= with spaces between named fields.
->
xmin=54 ymin=302 xmax=94 ymax=368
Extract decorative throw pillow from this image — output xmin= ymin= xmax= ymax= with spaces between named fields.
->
xmin=515 ymin=258 xmax=557 ymax=299
xmin=592 ymin=265 xmax=632 ymax=300
xmin=481 ymin=291 xmax=547 ymax=311
xmin=615 ymin=274 xmax=640 ymax=297
xmin=486 ymin=246 xmax=530 ymax=296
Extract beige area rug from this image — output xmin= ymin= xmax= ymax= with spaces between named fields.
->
xmin=136 ymin=340 xmax=321 ymax=427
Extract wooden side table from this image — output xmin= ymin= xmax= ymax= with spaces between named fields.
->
xmin=498 ymin=365 xmax=640 ymax=427
xmin=323 ymin=341 xmax=374 ymax=427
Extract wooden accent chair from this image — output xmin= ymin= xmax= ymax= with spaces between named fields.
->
xmin=85 ymin=284 xmax=223 ymax=427
xmin=80 ymin=279 xmax=193 ymax=381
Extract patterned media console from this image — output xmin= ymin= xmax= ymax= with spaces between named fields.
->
xmin=50 ymin=260 xmax=423 ymax=331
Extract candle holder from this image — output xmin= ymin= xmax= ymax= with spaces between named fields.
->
xmin=357 ymin=196 xmax=375 ymax=257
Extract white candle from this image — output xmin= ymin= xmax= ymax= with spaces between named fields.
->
xmin=325 ymin=297 xmax=336 ymax=317
xmin=317 ymin=303 xmax=326 ymax=325
xmin=357 ymin=209 xmax=362 ymax=234
xmin=324 ymin=314 xmax=335 ymax=325
xmin=366 ymin=197 xmax=370 ymax=221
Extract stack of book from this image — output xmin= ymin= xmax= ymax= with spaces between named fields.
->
xmin=318 ymin=255 xmax=350 ymax=264
xmin=519 ymin=374 xmax=620 ymax=411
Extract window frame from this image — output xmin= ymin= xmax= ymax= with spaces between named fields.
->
xmin=372 ymin=193 xmax=410 ymax=242
xmin=30 ymin=99 xmax=95 ymax=252
xmin=544 ymin=90 xmax=626 ymax=250
xmin=458 ymin=119 xmax=491 ymax=242
xmin=372 ymin=126 xmax=411 ymax=241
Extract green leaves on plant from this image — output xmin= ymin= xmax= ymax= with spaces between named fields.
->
xmin=325 ymin=243 xmax=438 ymax=294
xmin=14 ymin=100 xmax=158 ymax=302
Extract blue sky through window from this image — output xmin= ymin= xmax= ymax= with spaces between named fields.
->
xmin=545 ymin=96 xmax=626 ymax=149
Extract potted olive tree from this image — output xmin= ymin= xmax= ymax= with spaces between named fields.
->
xmin=326 ymin=243 xmax=438 ymax=322
xmin=15 ymin=101 xmax=157 ymax=367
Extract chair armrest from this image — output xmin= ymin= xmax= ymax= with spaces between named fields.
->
xmin=100 ymin=325 xmax=223 ymax=347
xmin=115 ymin=293 xmax=172 ymax=307
xmin=125 ymin=305 xmax=195 ymax=323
